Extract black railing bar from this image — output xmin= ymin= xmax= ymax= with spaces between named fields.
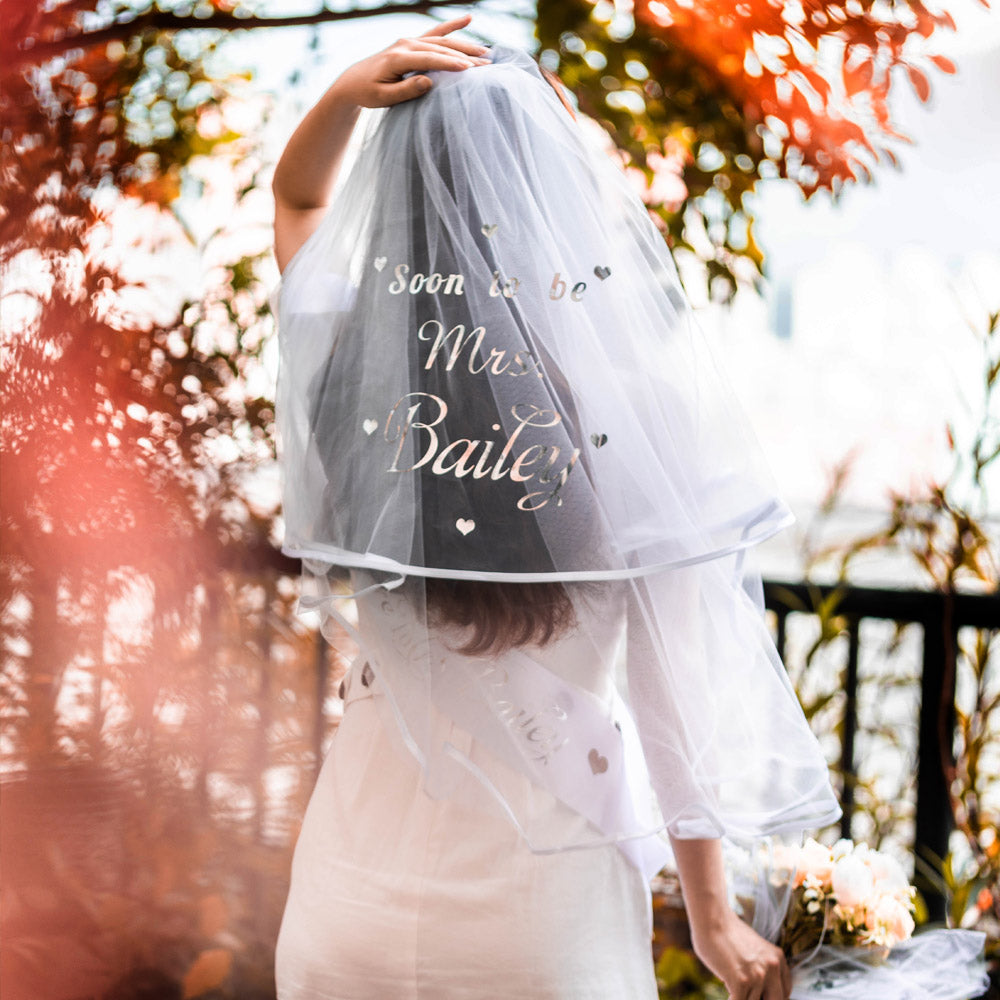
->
xmin=774 ymin=607 xmax=788 ymax=661
xmin=763 ymin=580 xmax=999 ymax=631
xmin=839 ymin=614 xmax=861 ymax=841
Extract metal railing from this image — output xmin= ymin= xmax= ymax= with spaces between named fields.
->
xmin=764 ymin=578 xmax=999 ymax=921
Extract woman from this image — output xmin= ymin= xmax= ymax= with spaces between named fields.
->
xmin=271 ymin=14 xmax=840 ymax=999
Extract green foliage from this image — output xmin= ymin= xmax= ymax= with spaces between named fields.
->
xmin=537 ymin=0 xmax=765 ymax=302
xmin=656 ymin=946 xmax=727 ymax=1000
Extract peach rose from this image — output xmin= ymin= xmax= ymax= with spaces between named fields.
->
xmin=795 ymin=837 xmax=836 ymax=887
xmin=870 ymin=895 xmax=915 ymax=946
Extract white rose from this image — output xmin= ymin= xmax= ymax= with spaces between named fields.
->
xmin=832 ymin=854 xmax=875 ymax=909
xmin=832 ymin=838 xmax=854 ymax=860
xmin=866 ymin=851 xmax=910 ymax=897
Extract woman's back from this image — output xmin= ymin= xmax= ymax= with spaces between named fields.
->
xmin=274 ymin=578 xmax=660 ymax=1000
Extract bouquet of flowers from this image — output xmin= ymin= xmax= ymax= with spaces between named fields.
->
xmin=771 ymin=837 xmax=989 ymax=1000
xmin=780 ymin=837 xmax=916 ymax=957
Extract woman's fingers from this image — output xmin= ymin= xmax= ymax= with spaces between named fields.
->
xmin=417 ymin=14 xmax=487 ymax=56
xmin=378 ymin=73 xmax=434 ymax=104
xmin=395 ymin=38 xmax=488 ymax=66
xmin=763 ymin=958 xmax=791 ymax=1000
xmin=383 ymin=16 xmax=488 ymax=79
xmin=420 ymin=13 xmax=472 ymax=37
xmin=384 ymin=47 xmax=486 ymax=81
xmin=779 ymin=955 xmax=792 ymax=998
xmin=333 ymin=15 xmax=486 ymax=109
xmin=762 ymin=976 xmax=783 ymax=1000
xmin=412 ymin=35 xmax=489 ymax=58
xmin=364 ymin=25 xmax=488 ymax=107
xmin=724 ymin=954 xmax=790 ymax=1000
xmin=391 ymin=34 xmax=488 ymax=64
xmin=411 ymin=20 xmax=487 ymax=55
xmin=375 ymin=47 xmax=486 ymax=105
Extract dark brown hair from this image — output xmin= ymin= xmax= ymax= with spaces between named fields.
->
xmin=425 ymin=578 xmax=578 ymax=657
xmin=536 ymin=62 xmax=577 ymax=120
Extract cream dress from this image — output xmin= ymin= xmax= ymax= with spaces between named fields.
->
xmin=274 ymin=595 xmax=660 ymax=1000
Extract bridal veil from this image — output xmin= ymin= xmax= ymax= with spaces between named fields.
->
xmin=272 ymin=41 xmax=841 ymax=892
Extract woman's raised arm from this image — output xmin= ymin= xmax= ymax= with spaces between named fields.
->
xmin=271 ymin=13 xmax=490 ymax=273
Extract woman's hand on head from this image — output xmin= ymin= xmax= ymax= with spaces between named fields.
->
xmin=332 ymin=14 xmax=490 ymax=109
xmin=692 ymin=910 xmax=792 ymax=1000
xmin=271 ymin=13 xmax=487 ymax=268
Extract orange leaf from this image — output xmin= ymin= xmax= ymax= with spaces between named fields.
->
xmin=844 ymin=60 xmax=874 ymax=96
xmin=182 ymin=949 xmax=232 ymax=999
xmin=913 ymin=8 xmax=937 ymax=38
xmin=906 ymin=65 xmax=931 ymax=102
xmin=929 ymin=54 xmax=957 ymax=74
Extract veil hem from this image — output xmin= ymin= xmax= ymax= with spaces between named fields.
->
xmin=280 ymin=504 xmax=796 ymax=585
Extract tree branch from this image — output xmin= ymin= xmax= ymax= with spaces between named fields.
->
xmin=9 ymin=0 xmax=486 ymax=70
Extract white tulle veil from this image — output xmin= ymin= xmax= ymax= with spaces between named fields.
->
xmin=273 ymin=41 xmax=842 ymax=894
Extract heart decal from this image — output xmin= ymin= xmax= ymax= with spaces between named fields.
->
xmin=456 ymin=518 xmax=476 ymax=536
xmin=481 ymin=223 xmax=498 ymax=238
xmin=590 ymin=433 xmax=608 ymax=449
xmin=373 ymin=256 xmax=387 ymax=271
xmin=588 ymin=748 xmax=609 ymax=775
xmin=594 ymin=265 xmax=611 ymax=280
xmin=362 ymin=419 xmax=378 ymax=436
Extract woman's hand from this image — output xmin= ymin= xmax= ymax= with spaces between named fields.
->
xmin=690 ymin=908 xmax=792 ymax=1000
xmin=669 ymin=835 xmax=792 ymax=1000
xmin=331 ymin=14 xmax=491 ymax=109
xmin=273 ymin=14 xmax=487 ymax=271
